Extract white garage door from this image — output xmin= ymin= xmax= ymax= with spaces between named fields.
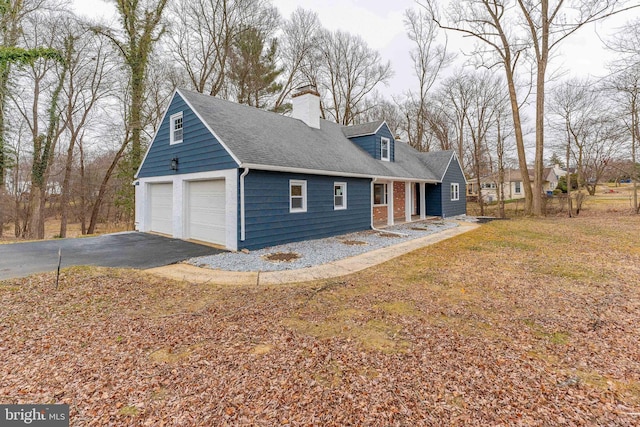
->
xmin=149 ymin=183 xmax=173 ymax=235
xmin=187 ymin=180 xmax=226 ymax=245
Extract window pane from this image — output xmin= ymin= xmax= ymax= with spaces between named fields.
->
xmin=335 ymin=195 xmax=343 ymax=207
xmin=374 ymin=184 xmax=385 ymax=205
xmin=291 ymin=197 xmax=303 ymax=209
xmin=174 ymin=128 xmax=183 ymax=141
xmin=334 ymin=186 xmax=343 ymax=196
xmin=291 ymin=185 xmax=302 ymax=197
xmin=381 ymin=140 xmax=389 ymax=159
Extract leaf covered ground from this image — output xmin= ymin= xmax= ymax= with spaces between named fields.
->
xmin=1 ymin=215 xmax=639 ymax=426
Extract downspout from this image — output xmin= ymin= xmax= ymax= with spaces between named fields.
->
xmin=240 ymin=167 xmax=249 ymax=241
xmin=371 ymin=178 xmax=378 ymax=231
xmin=371 ymin=177 xmax=406 ymax=236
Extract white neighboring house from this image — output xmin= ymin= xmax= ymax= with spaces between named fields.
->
xmin=553 ymin=164 xmax=567 ymax=178
xmin=479 ymin=167 xmax=559 ymax=202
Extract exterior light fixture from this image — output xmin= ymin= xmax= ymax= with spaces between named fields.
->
xmin=171 ymin=157 xmax=179 ymax=171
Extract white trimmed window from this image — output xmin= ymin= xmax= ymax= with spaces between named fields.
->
xmin=290 ymin=180 xmax=307 ymax=213
xmin=451 ymin=183 xmax=460 ymax=201
xmin=515 ymin=181 xmax=522 ymax=194
xmin=373 ymin=183 xmax=387 ymax=205
xmin=380 ymin=137 xmax=390 ymax=161
xmin=334 ymin=182 xmax=347 ymax=210
xmin=170 ymin=112 xmax=183 ymax=145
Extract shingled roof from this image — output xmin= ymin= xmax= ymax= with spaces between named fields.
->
xmin=177 ymin=88 xmax=456 ymax=183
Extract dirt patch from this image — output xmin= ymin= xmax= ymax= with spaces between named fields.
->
xmin=340 ymin=240 xmax=368 ymax=246
xmin=262 ymin=252 xmax=301 ymax=262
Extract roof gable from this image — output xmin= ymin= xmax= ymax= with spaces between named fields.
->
xmin=136 ymin=90 xmax=238 ymax=178
xmin=147 ymin=89 xmax=457 ymax=183
xmin=341 ymin=120 xmax=386 ymax=138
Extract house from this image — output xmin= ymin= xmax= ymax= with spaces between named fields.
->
xmin=134 ymin=86 xmax=466 ymax=251
xmin=477 ymin=167 xmax=559 ymax=202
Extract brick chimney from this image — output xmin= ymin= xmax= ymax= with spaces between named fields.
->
xmin=291 ymin=84 xmax=321 ymax=129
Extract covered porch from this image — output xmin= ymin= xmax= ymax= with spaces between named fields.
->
xmin=372 ymin=180 xmax=439 ymax=228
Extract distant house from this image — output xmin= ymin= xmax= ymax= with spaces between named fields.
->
xmin=478 ymin=167 xmax=559 ymax=202
xmin=134 ymin=86 xmax=466 ymax=251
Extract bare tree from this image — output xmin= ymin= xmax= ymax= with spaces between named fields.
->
xmin=493 ymin=108 xmax=509 ymax=218
xmin=93 ymin=0 xmax=168 ymax=175
xmin=0 ymin=0 xmax=50 ymax=187
xmin=465 ymin=70 xmax=504 ymax=216
xmin=548 ymin=78 xmax=594 ymax=215
xmin=58 ymin=20 xmax=116 ymax=237
xmin=167 ymin=0 xmax=279 ymax=99
xmin=439 ymin=70 xmax=474 ymax=171
xmin=550 ymin=79 xmax=624 ymax=216
xmin=0 ymin=0 xmax=51 ymax=236
xmin=274 ymin=7 xmax=322 ymax=112
xmin=606 ymin=20 xmax=640 ymax=213
xmin=403 ymin=7 xmax=452 ymax=151
xmin=87 ymin=0 xmax=168 ymax=234
xmin=9 ymin=12 xmax=68 ymax=239
xmin=423 ymin=0 xmax=639 ymax=216
xmin=318 ymin=30 xmax=393 ymax=125
xmin=358 ymin=94 xmax=403 ymax=136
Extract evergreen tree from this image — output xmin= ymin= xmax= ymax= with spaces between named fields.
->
xmin=229 ymin=27 xmax=282 ymax=109
xmin=549 ymin=152 xmax=565 ymax=168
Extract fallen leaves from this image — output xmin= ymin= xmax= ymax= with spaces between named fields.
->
xmin=0 ymin=215 xmax=639 ymax=425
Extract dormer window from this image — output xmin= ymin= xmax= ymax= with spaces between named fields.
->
xmin=380 ymin=137 xmax=390 ymax=161
xmin=170 ymin=112 xmax=183 ymax=145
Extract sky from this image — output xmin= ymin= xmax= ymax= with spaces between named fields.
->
xmin=71 ymin=0 xmax=639 ymax=98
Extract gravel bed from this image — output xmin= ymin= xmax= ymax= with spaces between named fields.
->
xmin=187 ymin=218 xmax=462 ymax=272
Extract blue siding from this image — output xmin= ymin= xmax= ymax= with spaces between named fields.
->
xmin=440 ymin=156 xmax=467 ymax=217
xmin=348 ymin=123 xmax=395 ymax=162
xmin=425 ymin=183 xmax=442 ymax=216
xmin=239 ymin=171 xmax=372 ymax=250
xmin=137 ymin=93 xmax=238 ymax=178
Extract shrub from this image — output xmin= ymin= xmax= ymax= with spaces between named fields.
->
xmin=556 ymin=174 xmax=579 ymax=193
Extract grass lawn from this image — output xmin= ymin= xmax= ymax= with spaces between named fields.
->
xmin=1 ymin=213 xmax=639 ymax=424
xmin=0 ymin=221 xmax=130 ymax=243
xmin=467 ymin=183 xmax=639 ymax=218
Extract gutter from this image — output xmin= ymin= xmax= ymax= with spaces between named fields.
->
xmin=240 ymin=162 xmax=439 ymax=184
xmin=240 ymin=167 xmax=249 ymax=241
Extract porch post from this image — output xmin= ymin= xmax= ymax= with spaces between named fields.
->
xmin=420 ymin=182 xmax=426 ymax=219
xmin=387 ymin=181 xmax=394 ymax=226
xmin=405 ymin=182 xmax=412 ymax=223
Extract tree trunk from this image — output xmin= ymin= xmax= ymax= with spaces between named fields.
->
xmin=496 ymin=118 xmax=505 ymax=218
xmin=36 ymin=184 xmax=47 ymax=238
xmin=565 ymin=138 xmax=572 ymax=218
xmin=476 ymin=176 xmax=484 ymax=216
xmin=531 ymin=0 xmax=549 ymax=217
xmin=632 ymin=97 xmax=638 ymax=213
xmin=79 ymin=141 xmax=87 ymax=234
xmin=0 ymin=190 xmax=4 ymax=237
xmin=87 ymin=136 xmax=129 ymax=234
xmin=505 ymin=68 xmax=533 ymax=214
xmin=59 ymin=135 xmax=74 ymax=238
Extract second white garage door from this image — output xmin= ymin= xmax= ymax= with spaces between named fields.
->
xmin=149 ymin=183 xmax=173 ymax=236
xmin=187 ymin=180 xmax=226 ymax=245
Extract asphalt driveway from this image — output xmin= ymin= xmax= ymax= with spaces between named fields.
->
xmin=0 ymin=232 xmax=224 ymax=280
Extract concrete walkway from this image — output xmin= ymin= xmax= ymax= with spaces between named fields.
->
xmin=146 ymin=223 xmax=480 ymax=285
